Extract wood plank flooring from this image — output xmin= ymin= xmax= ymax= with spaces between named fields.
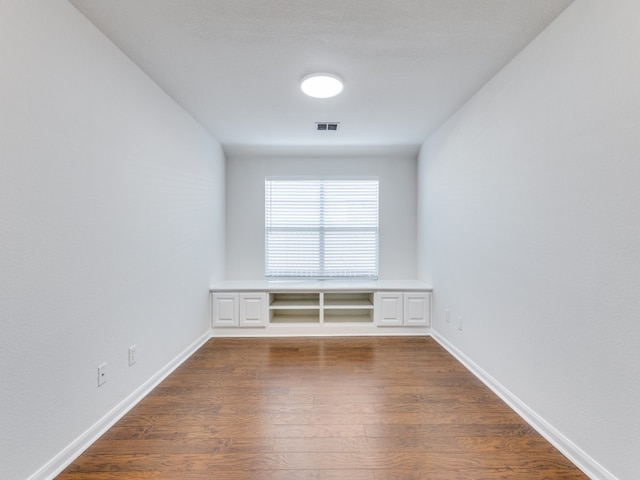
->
xmin=57 ymin=337 xmax=587 ymax=479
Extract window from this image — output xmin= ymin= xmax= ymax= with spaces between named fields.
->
xmin=265 ymin=178 xmax=379 ymax=278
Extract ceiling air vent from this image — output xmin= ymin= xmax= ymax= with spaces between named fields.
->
xmin=316 ymin=122 xmax=340 ymax=131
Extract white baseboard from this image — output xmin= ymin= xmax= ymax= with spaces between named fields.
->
xmin=211 ymin=326 xmax=431 ymax=337
xmin=28 ymin=331 xmax=211 ymax=480
xmin=431 ymin=330 xmax=618 ymax=480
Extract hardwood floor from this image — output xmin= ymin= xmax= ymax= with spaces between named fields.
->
xmin=57 ymin=337 xmax=587 ymax=479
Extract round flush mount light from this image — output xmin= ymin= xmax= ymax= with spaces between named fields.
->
xmin=300 ymin=73 xmax=344 ymax=98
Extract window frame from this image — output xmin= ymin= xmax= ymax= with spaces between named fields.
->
xmin=264 ymin=176 xmax=379 ymax=279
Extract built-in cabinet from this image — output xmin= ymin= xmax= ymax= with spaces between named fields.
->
xmin=210 ymin=281 xmax=431 ymax=335
xmin=211 ymin=292 xmax=268 ymax=328
xmin=374 ymin=291 xmax=430 ymax=327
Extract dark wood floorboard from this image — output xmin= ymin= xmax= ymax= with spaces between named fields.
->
xmin=57 ymin=337 xmax=587 ymax=479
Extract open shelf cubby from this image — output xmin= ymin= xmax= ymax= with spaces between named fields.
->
xmin=323 ymin=308 xmax=373 ymax=323
xmin=269 ymin=292 xmax=320 ymax=324
xmin=269 ymin=310 xmax=320 ymax=324
xmin=267 ymin=291 xmax=375 ymax=324
xmin=269 ymin=292 xmax=319 ymax=308
xmin=323 ymin=292 xmax=374 ymax=323
xmin=324 ymin=292 xmax=374 ymax=308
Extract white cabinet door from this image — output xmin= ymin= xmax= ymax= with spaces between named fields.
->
xmin=375 ymin=291 xmax=431 ymax=327
xmin=375 ymin=292 xmax=404 ymax=326
xmin=212 ymin=293 xmax=238 ymax=327
xmin=239 ymin=293 xmax=268 ymax=327
xmin=403 ymin=292 xmax=431 ymax=326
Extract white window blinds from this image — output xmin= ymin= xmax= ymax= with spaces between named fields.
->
xmin=265 ymin=178 xmax=379 ymax=278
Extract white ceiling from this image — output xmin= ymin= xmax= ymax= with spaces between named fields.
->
xmin=68 ymin=0 xmax=574 ymax=157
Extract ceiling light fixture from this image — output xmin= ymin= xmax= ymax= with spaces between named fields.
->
xmin=301 ymin=73 xmax=344 ymax=99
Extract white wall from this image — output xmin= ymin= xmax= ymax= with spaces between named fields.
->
xmin=417 ymin=0 xmax=640 ymax=478
xmin=0 ymin=1 xmax=225 ymax=479
xmin=226 ymin=154 xmax=417 ymax=280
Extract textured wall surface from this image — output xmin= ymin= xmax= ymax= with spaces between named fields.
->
xmin=418 ymin=1 xmax=640 ymax=478
xmin=0 ymin=1 xmax=225 ymax=479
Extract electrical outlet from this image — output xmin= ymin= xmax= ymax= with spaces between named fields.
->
xmin=97 ymin=363 xmax=107 ymax=387
xmin=128 ymin=345 xmax=137 ymax=366
xmin=445 ymin=309 xmax=450 ymax=323
xmin=458 ymin=316 xmax=463 ymax=331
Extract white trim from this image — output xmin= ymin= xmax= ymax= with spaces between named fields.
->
xmin=211 ymin=326 xmax=431 ymax=337
xmin=27 ymin=331 xmax=211 ymax=480
xmin=431 ymin=330 xmax=618 ymax=480
xmin=209 ymin=279 xmax=432 ymax=292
